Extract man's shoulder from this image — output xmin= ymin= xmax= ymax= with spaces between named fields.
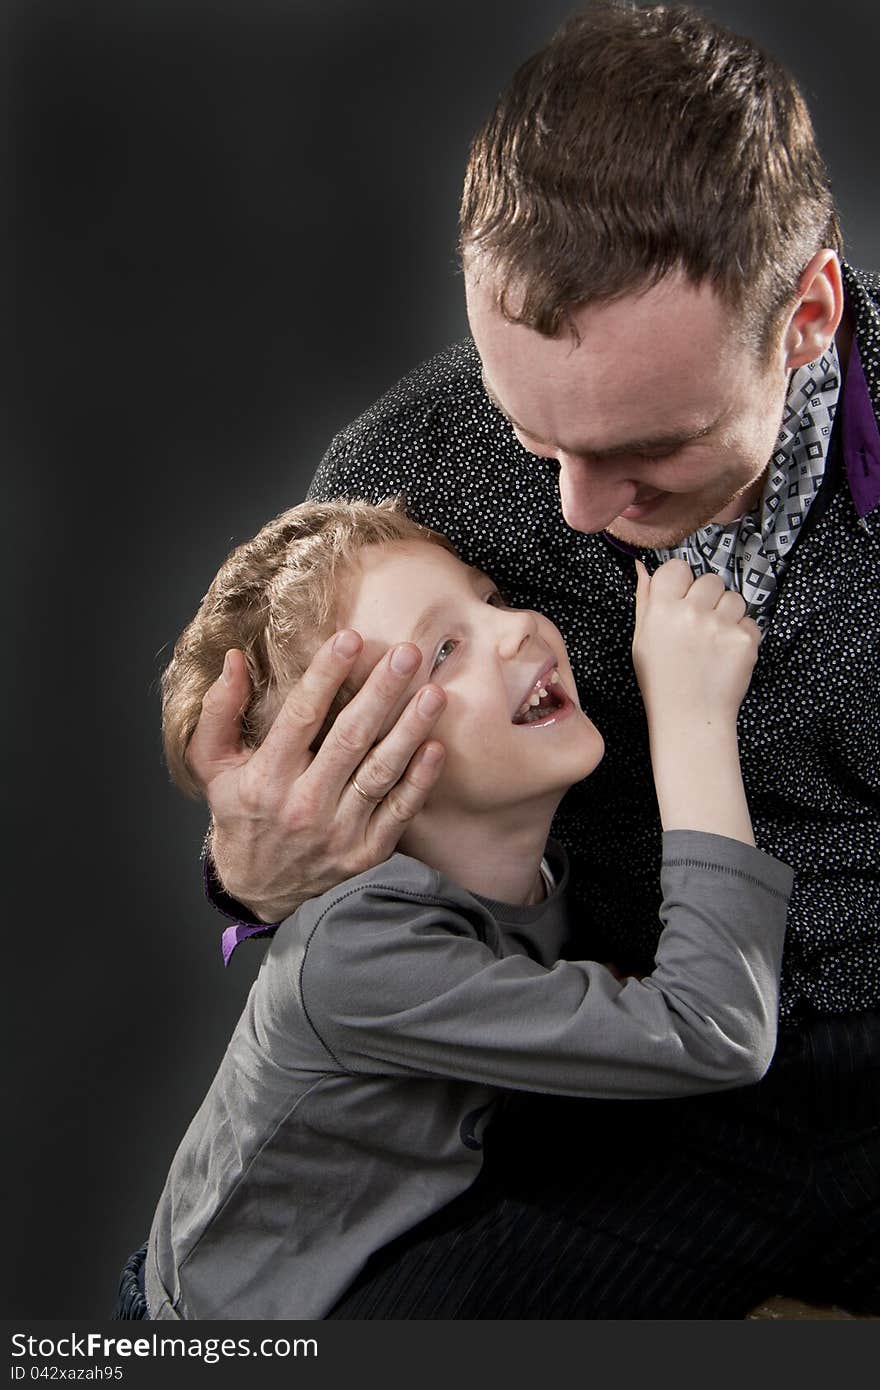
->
xmin=368 ymin=337 xmax=483 ymax=411
xmin=306 ymin=333 xmax=568 ymax=562
xmin=323 ymin=338 xmax=485 ymax=455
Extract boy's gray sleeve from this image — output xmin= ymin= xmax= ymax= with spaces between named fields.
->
xmin=294 ymin=832 xmax=793 ymax=1100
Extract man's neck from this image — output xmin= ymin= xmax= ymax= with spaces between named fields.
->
xmin=399 ymin=797 xmax=559 ymax=907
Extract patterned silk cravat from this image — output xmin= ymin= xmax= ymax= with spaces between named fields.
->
xmin=654 ymin=342 xmax=841 ymax=628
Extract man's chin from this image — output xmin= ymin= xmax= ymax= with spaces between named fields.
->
xmin=605 ymin=513 xmax=701 ymax=549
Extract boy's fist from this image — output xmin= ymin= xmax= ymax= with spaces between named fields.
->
xmin=632 ymin=558 xmax=761 ymax=729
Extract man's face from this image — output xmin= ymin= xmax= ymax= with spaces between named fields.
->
xmin=343 ymin=540 xmax=604 ymax=816
xmin=466 ymin=268 xmax=794 ymax=548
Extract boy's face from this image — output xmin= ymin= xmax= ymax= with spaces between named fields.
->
xmin=343 ymin=541 xmax=604 ymax=815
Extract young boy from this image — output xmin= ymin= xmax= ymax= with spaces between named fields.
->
xmin=145 ymin=497 xmax=791 ymax=1320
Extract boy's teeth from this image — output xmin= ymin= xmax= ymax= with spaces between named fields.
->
xmin=515 ymin=668 xmax=560 ymax=719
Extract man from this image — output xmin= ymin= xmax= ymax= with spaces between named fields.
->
xmin=186 ymin=3 xmax=880 ymax=1316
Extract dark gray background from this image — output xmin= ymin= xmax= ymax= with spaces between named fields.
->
xmin=6 ymin=0 xmax=877 ymax=1317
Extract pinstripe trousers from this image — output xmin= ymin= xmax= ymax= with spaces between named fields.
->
xmin=327 ymin=1011 xmax=880 ymax=1319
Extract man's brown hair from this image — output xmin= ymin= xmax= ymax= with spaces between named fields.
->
xmin=162 ymin=498 xmax=454 ymax=799
xmin=460 ymin=1 xmax=841 ymax=348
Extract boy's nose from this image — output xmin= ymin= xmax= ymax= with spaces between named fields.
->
xmin=497 ymin=606 xmax=538 ymax=660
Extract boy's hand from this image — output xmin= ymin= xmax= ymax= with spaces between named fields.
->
xmin=632 ymin=558 xmax=761 ymax=731
xmin=631 ymin=559 xmax=761 ymax=845
xmin=186 ymin=633 xmax=446 ymax=923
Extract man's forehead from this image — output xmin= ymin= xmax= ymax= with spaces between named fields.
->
xmin=469 ymin=261 xmax=739 ymax=375
xmin=466 ymin=266 xmax=742 ymax=425
xmin=479 ymin=367 xmax=723 ymax=458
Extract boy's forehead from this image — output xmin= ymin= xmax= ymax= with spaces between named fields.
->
xmin=343 ymin=540 xmax=486 ymax=642
xmin=354 ymin=538 xmax=480 ymax=588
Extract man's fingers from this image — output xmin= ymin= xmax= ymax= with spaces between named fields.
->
xmin=308 ymin=643 xmax=435 ymax=795
xmin=258 ymin=628 xmax=365 ymax=770
xmin=186 ymin=649 xmax=252 ymax=783
xmin=368 ymin=741 xmax=447 ymax=853
xmin=305 ymin=674 xmax=447 ymax=815
xmin=334 ymin=680 xmax=447 ymax=804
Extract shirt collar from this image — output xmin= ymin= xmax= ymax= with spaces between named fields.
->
xmin=841 ymin=334 xmax=880 ymax=518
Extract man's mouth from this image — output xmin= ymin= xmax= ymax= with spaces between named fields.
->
xmin=618 ymin=489 xmax=666 ymax=521
xmin=511 ymin=665 xmax=570 ymax=725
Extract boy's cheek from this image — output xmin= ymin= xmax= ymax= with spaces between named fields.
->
xmin=433 ymin=695 xmax=504 ymax=775
xmin=429 ymin=701 xmax=476 ymax=780
xmin=538 ymin=615 xmax=575 ymax=668
xmin=430 ymin=701 xmax=454 ymax=747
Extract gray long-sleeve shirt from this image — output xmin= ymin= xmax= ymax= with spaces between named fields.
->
xmin=146 ymin=831 xmax=792 ymax=1320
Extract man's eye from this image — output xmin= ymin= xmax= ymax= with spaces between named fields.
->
xmin=640 ymin=447 xmax=679 ymax=462
xmin=432 ymin=640 xmax=457 ymax=672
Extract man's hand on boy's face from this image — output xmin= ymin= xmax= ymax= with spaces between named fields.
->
xmin=185 ymin=633 xmax=447 ymax=924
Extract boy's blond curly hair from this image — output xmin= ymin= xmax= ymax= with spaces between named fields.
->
xmin=162 ymin=497 xmax=455 ymax=798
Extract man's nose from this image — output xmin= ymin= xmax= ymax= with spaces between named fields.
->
xmin=556 ymin=452 xmax=636 ymax=533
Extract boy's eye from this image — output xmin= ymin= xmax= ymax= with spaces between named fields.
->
xmin=432 ymin=640 xmax=457 ymax=672
xmin=486 ymin=589 xmax=505 ymax=607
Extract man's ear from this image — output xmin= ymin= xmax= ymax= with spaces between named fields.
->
xmin=783 ymin=250 xmax=844 ymax=371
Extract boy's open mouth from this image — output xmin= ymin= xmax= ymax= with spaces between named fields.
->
xmin=511 ymin=666 xmax=569 ymax=725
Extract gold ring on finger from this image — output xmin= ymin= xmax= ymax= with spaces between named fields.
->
xmin=351 ymin=775 xmax=383 ymax=805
